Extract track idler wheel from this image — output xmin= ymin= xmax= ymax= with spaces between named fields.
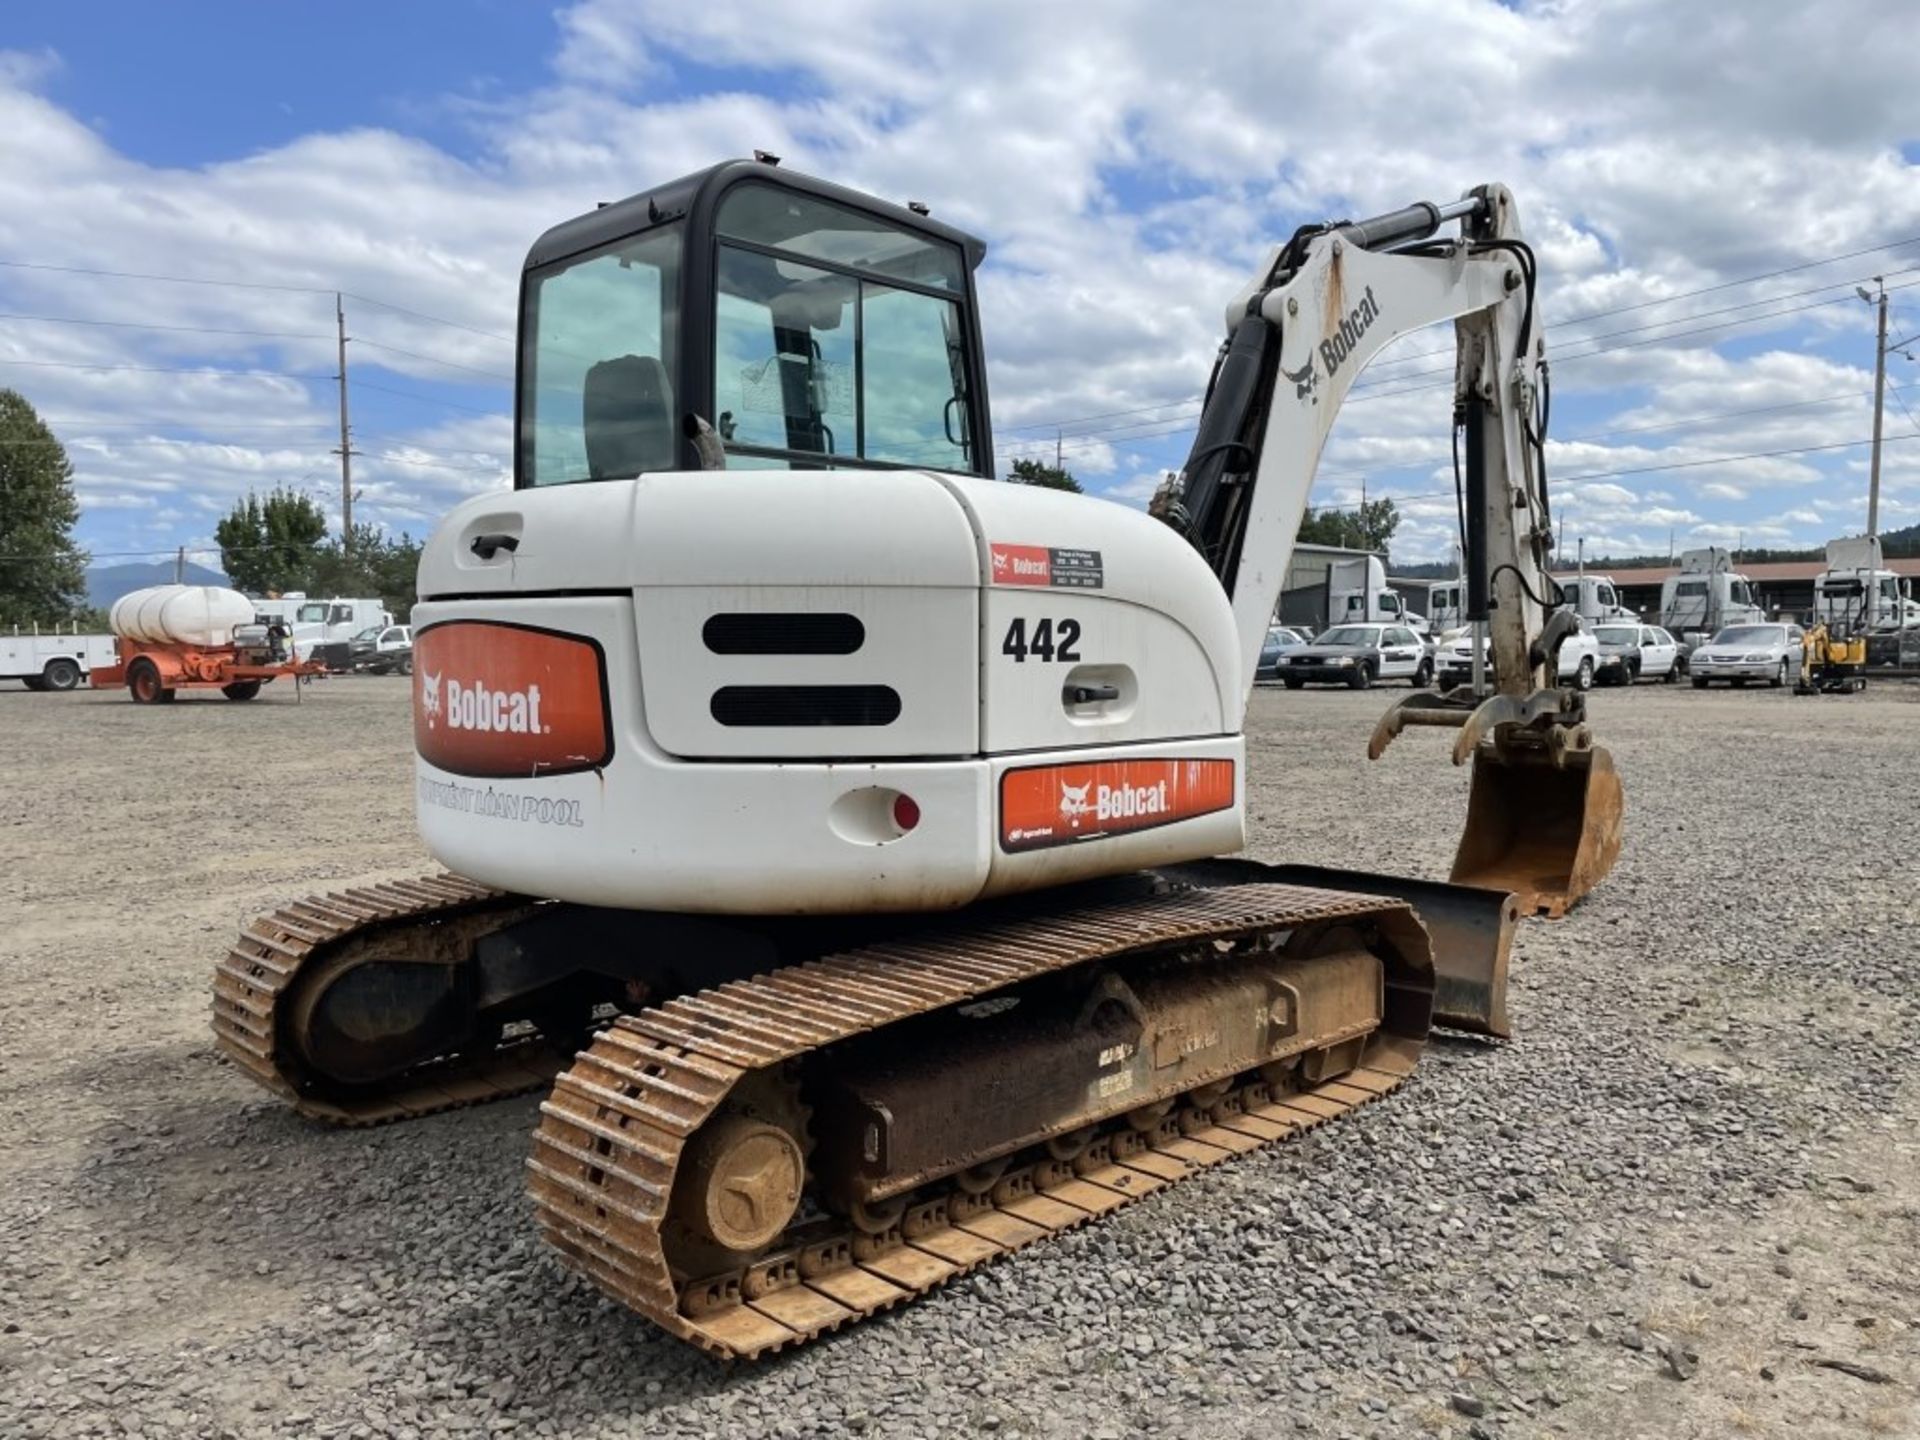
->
xmin=664 ymin=1071 xmax=810 ymax=1282
xmin=681 ymin=1115 xmax=805 ymax=1255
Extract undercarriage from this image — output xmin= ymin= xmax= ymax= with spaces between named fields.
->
xmin=212 ymin=863 xmax=1513 ymax=1356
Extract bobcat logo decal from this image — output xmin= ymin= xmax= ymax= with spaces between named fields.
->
xmin=1282 ymin=356 xmax=1318 ymax=402
xmin=1059 ymin=781 xmax=1093 ymax=826
xmin=418 ymin=670 xmax=442 ymax=729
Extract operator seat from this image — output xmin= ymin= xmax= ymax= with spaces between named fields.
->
xmin=583 ymin=354 xmax=676 ymax=479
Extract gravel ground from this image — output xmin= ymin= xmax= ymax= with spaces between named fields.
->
xmin=2 ymin=674 xmax=1917 ymax=1440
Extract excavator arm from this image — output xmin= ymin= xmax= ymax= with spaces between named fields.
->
xmin=1154 ymin=185 xmax=1622 ymax=916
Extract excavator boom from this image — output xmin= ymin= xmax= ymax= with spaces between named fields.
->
xmin=1157 ymin=184 xmax=1623 ymax=916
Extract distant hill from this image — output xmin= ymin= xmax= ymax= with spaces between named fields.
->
xmin=86 ymin=560 xmax=230 ymax=610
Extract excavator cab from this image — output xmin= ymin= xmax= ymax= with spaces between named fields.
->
xmin=517 ymin=155 xmax=996 ymax=487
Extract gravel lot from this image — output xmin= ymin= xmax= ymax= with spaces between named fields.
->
xmin=2 ymin=674 xmax=1917 ymax=1440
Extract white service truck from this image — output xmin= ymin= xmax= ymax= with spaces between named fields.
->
xmin=1814 ymin=536 xmax=1919 ymax=632
xmin=1660 ymin=548 xmax=1763 ymax=643
xmin=1330 ymin=555 xmax=1423 ymax=630
xmin=1 ymin=627 xmax=117 ymax=691
xmin=248 ymin=594 xmax=395 ymax=666
xmin=1551 ymin=573 xmax=1634 ymax=624
xmin=1423 ymin=578 xmax=1466 ymax=632
xmin=1276 ymin=553 xmax=1423 ymax=636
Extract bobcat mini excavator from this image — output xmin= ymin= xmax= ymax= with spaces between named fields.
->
xmin=213 ymin=158 xmax=1622 ymax=1358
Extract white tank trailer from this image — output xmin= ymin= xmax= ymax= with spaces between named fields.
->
xmin=107 ymin=585 xmax=257 ymax=649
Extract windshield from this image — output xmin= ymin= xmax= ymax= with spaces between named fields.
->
xmin=1594 ymin=625 xmax=1638 ymax=645
xmin=1314 ymin=626 xmax=1380 ymax=646
xmin=352 ymin=625 xmax=382 ymax=643
xmin=712 ymin=184 xmax=973 ymax=472
xmin=296 ymin=603 xmax=328 ymax=624
xmin=1710 ymin=625 xmax=1783 ymax=646
xmin=521 ymin=224 xmax=684 ymax=487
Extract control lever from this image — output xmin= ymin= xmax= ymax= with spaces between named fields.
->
xmin=1064 ymin=683 xmax=1120 ymax=705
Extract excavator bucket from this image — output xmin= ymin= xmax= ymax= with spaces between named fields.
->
xmin=1450 ymin=742 xmax=1623 ymax=918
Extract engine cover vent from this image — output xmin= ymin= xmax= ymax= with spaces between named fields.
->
xmin=710 ymin=685 xmax=902 ymax=727
xmin=702 ymin=613 xmax=865 ymax=655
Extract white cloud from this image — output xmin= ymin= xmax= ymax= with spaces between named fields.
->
xmin=0 ymin=0 xmax=1913 ymax=569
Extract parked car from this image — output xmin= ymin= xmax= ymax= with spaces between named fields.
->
xmin=1591 ymin=622 xmax=1683 ymax=684
xmin=1256 ymin=625 xmax=1308 ymax=679
xmin=1687 ymin=622 xmax=1805 ymax=689
xmin=1436 ymin=621 xmax=1601 ymax=690
xmin=1276 ymin=623 xmax=1432 ymax=690
xmin=349 ymin=623 xmax=413 ymax=675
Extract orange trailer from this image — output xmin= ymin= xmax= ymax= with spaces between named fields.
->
xmin=90 ymin=636 xmax=325 ymax=704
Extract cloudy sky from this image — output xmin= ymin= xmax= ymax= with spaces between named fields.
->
xmin=3 ymin=0 xmax=1918 ymax=571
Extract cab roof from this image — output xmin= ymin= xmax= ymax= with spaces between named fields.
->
xmin=523 ymin=158 xmax=990 ymax=272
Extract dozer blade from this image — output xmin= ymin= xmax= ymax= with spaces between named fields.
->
xmin=1162 ymin=859 xmax=1517 ymax=1038
xmin=1450 ymin=741 xmax=1623 ymax=919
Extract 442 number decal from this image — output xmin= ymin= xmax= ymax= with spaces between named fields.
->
xmin=1002 ymin=616 xmax=1082 ymax=663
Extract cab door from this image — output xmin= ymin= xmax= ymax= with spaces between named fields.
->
xmin=1380 ymin=626 xmax=1421 ymax=678
xmin=1639 ymin=626 xmax=1676 ymax=676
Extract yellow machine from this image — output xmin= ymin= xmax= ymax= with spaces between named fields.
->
xmin=1797 ymin=622 xmax=1869 ymax=694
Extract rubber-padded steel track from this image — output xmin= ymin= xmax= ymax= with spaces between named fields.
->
xmin=211 ymin=874 xmax=563 ymax=1125
xmin=527 ymin=881 xmax=1428 ymax=1358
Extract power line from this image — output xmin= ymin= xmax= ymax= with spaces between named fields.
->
xmin=1000 ymin=233 xmax=1920 ymax=438
xmin=351 ymin=336 xmax=513 ymax=381
xmin=1312 ymin=381 xmax=1920 ymax=484
xmin=342 ymin=292 xmax=514 ymax=345
xmin=0 ymin=258 xmax=335 ymax=295
xmin=348 ymin=378 xmax=506 ymax=416
xmin=1005 ymin=279 xmax=1920 ymax=454
xmin=0 ymin=256 xmax=513 ymax=344
xmin=0 ymin=311 xmax=329 ymax=341
xmin=0 ymin=357 xmax=330 ymax=380
xmin=1358 ymin=261 xmax=1920 ymax=379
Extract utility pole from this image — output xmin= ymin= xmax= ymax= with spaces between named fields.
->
xmin=1055 ymin=430 xmax=1062 ymax=471
xmin=1859 ymin=278 xmax=1889 ymax=540
xmin=174 ymin=545 xmax=185 ymax=584
xmin=334 ymin=292 xmax=354 ymax=556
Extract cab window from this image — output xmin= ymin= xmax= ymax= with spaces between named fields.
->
xmin=711 ymin=183 xmax=973 ymax=473
xmin=522 ymin=225 xmax=683 ymax=486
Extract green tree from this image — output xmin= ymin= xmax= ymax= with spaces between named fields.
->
xmin=1007 ymin=457 xmax=1083 ymax=493
xmin=0 ymin=389 xmax=90 ymax=625
xmin=1297 ymin=497 xmax=1399 ymax=555
xmin=307 ymin=525 xmax=423 ymax=621
xmin=215 ymin=487 xmax=328 ymax=594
